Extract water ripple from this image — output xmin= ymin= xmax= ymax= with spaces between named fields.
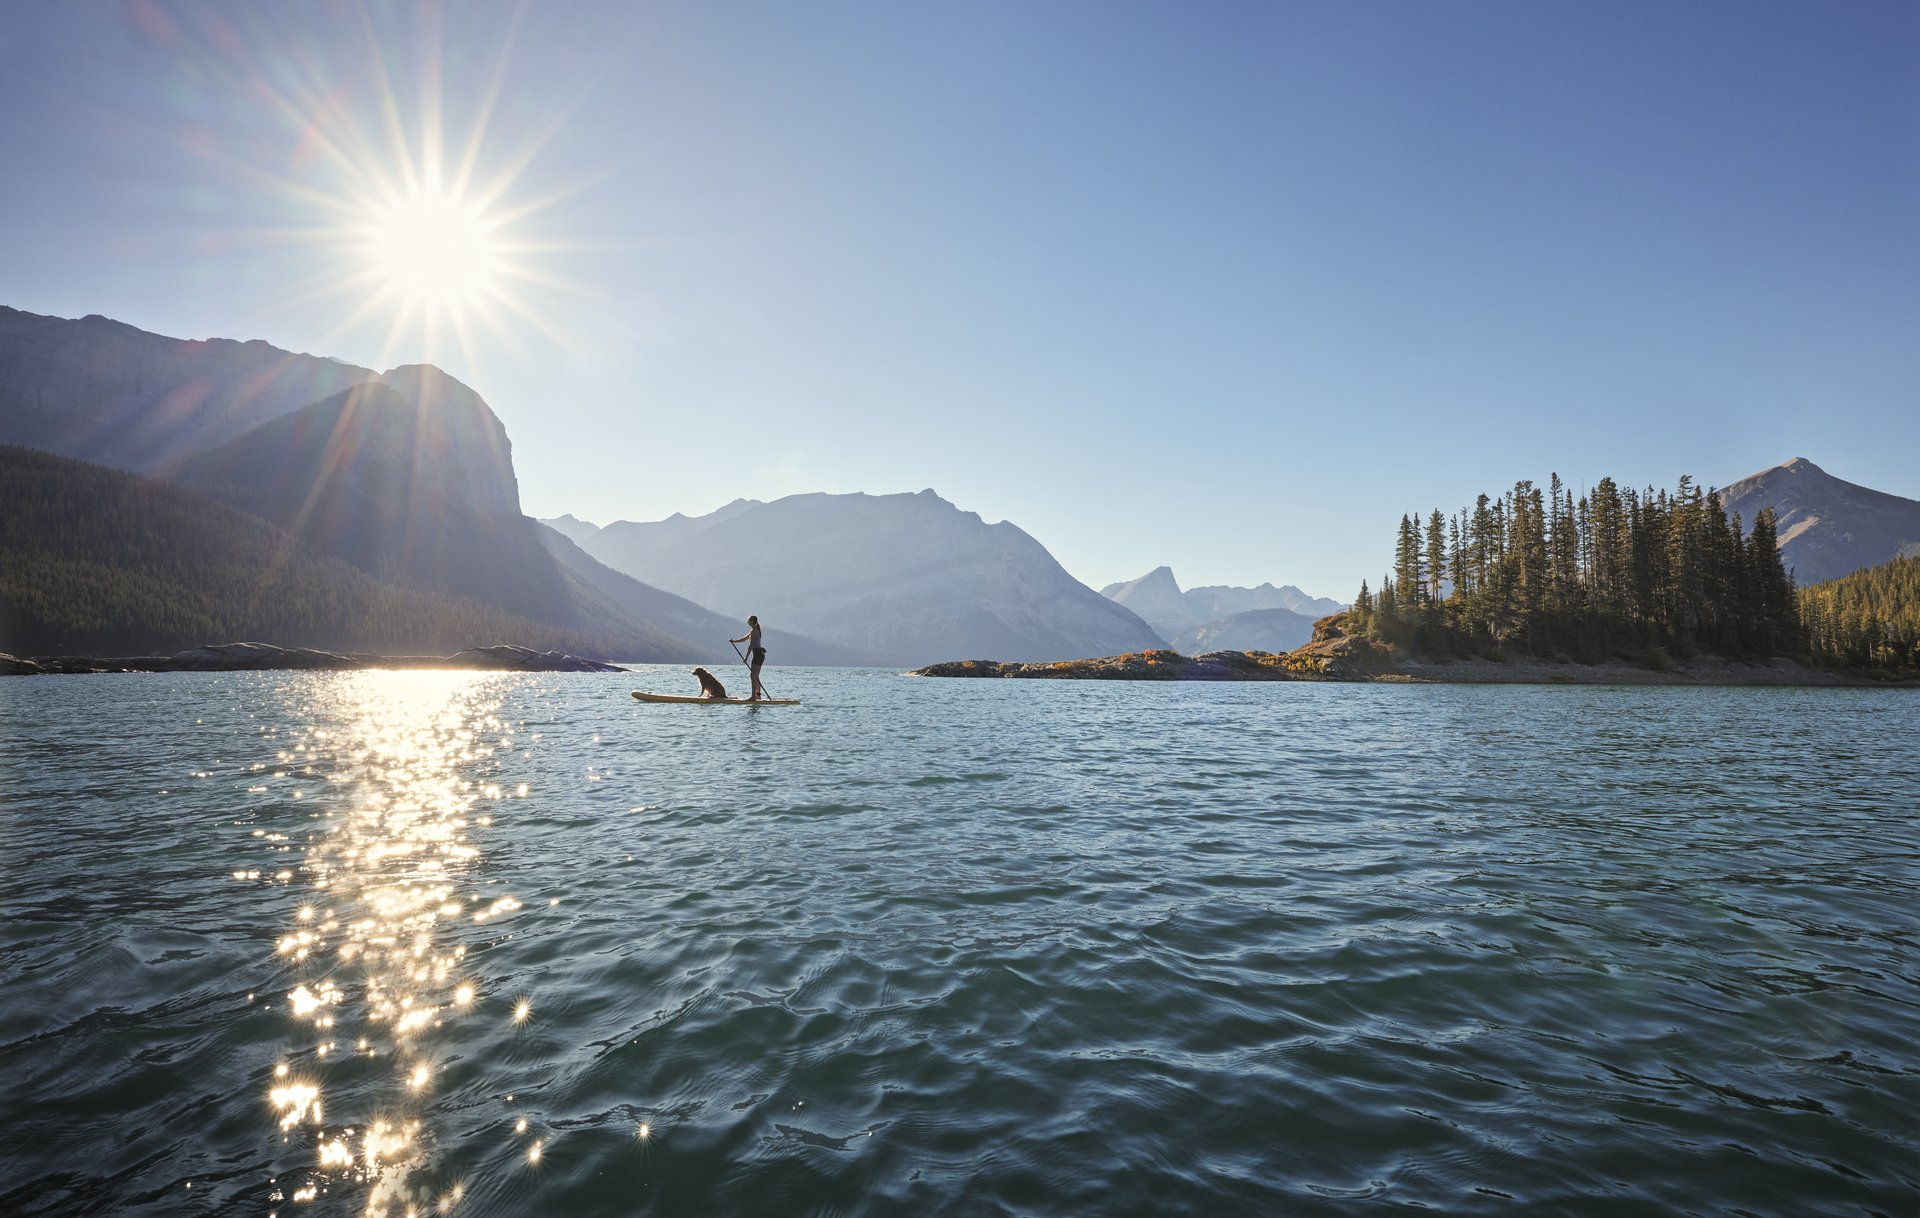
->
xmin=0 ymin=672 xmax=1916 ymax=1214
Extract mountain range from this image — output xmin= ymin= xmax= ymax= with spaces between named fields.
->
xmin=5 ymin=306 xmax=1916 ymax=665
xmin=0 ymin=308 xmax=868 ymax=661
xmin=0 ymin=307 xmax=1155 ymax=665
xmin=0 ymin=306 xmax=377 ymax=471
xmin=561 ymin=492 xmax=1165 ymax=666
xmin=1100 ymin=566 xmax=1345 ymax=653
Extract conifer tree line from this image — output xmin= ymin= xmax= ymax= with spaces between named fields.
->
xmin=1345 ymin=473 xmax=1802 ymax=661
xmin=1798 ymin=554 xmax=1920 ymax=671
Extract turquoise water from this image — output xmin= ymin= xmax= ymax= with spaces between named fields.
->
xmin=1 ymin=668 xmax=1916 ymax=1216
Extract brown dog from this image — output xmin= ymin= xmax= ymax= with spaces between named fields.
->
xmin=692 ymin=667 xmax=730 ymax=699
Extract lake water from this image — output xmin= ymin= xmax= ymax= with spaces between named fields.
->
xmin=1 ymin=668 xmax=1916 ymax=1216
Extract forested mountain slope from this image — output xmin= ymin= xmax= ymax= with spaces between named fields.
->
xmin=0 ymin=445 xmax=701 ymax=659
xmin=1800 ymin=554 xmax=1920 ymax=671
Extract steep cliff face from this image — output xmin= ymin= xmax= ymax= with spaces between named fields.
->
xmin=581 ymin=490 xmax=1165 ymax=666
xmin=0 ymin=306 xmax=378 ymax=471
xmin=377 ymin=364 xmax=521 ymax=517
xmin=1719 ymin=458 xmax=1920 ymax=585
xmin=162 ymin=380 xmax=552 ymax=619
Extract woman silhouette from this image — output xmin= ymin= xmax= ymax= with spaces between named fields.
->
xmin=730 ymin=615 xmax=767 ymax=702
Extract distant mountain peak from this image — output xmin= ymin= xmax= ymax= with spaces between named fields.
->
xmin=1101 ymin=565 xmax=1345 ymax=639
xmin=577 ymin=488 xmax=1162 ymax=664
xmin=538 ymin=513 xmax=603 ymax=545
xmin=1721 ymin=458 xmax=1920 ymax=585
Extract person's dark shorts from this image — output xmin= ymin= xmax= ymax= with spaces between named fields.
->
xmin=750 ymin=646 xmax=767 ymax=665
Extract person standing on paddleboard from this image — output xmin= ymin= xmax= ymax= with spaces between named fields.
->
xmin=730 ymin=615 xmax=768 ymax=702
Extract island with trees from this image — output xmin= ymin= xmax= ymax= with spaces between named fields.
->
xmin=915 ymin=473 xmax=1918 ymax=685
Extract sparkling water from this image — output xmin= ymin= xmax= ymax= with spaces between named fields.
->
xmin=2 ymin=669 xmax=1916 ymax=1215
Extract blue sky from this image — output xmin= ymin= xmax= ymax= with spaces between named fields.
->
xmin=3 ymin=1 xmax=1915 ymax=599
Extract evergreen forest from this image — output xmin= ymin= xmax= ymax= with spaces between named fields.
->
xmin=1346 ymin=474 xmax=1802 ymax=664
xmin=1799 ymin=554 xmax=1920 ymax=672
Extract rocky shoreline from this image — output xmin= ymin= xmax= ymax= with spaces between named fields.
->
xmin=909 ymin=650 xmax=1910 ymax=687
xmin=0 ymin=642 xmax=624 ymax=675
xmin=909 ymin=616 xmax=1913 ymax=688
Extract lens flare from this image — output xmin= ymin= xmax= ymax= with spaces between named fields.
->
xmin=360 ymin=180 xmax=504 ymax=316
xmin=145 ymin=3 xmax=594 ymax=373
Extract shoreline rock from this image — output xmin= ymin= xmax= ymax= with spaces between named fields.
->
xmin=0 ymin=642 xmax=623 ymax=675
xmin=908 ymin=649 xmax=1911 ymax=687
xmin=908 ymin=616 xmax=1915 ymax=688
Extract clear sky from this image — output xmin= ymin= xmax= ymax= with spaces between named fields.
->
xmin=3 ymin=1 xmax=1915 ymax=600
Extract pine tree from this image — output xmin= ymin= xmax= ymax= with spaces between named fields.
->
xmin=1354 ymin=468 xmax=1809 ymax=667
xmin=1425 ymin=510 xmax=1447 ymax=606
xmin=1393 ymin=516 xmax=1425 ymax=612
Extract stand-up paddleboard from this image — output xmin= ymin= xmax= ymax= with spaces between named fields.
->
xmin=632 ymin=691 xmax=800 ymax=706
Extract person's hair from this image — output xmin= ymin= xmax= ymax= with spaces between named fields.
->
xmin=747 ymin=615 xmax=759 ymax=626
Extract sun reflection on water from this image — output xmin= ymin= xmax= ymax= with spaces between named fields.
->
xmin=258 ymin=671 xmax=523 ymax=1215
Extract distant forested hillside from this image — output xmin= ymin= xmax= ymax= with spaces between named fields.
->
xmin=1800 ymin=555 xmax=1920 ymax=672
xmin=1349 ymin=474 xmax=1801 ymax=662
xmin=0 ymin=445 xmax=700 ymax=659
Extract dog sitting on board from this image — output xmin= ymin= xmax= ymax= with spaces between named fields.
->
xmin=692 ymin=667 xmax=730 ymax=699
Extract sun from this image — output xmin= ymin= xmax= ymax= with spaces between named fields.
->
xmin=176 ymin=7 xmax=592 ymax=369
xmin=359 ymin=181 xmax=504 ymax=318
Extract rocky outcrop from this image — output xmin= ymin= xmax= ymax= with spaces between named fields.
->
xmin=913 ymin=650 xmax=1299 ymax=681
xmin=1 ymin=642 xmax=622 ymax=674
xmin=166 ymin=642 xmax=360 ymax=670
xmin=1277 ymin=614 xmax=1398 ymax=677
xmin=910 ymin=613 xmax=1399 ymax=681
xmin=435 ymin=645 xmax=621 ymax=672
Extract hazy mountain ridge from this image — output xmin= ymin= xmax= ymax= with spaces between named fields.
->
xmin=578 ymin=490 xmax=1165 ymax=666
xmin=0 ymin=305 xmax=381 ymax=471
xmin=1169 ymin=606 xmax=1323 ymax=655
xmin=1719 ymin=458 xmax=1920 ymax=586
xmin=576 ymin=498 xmax=762 ymax=575
xmin=542 ymin=514 xmax=603 ymax=545
xmin=534 ymin=525 xmax=888 ymax=666
xmin=1101 ymin=565 xmax=1343 ymax=646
